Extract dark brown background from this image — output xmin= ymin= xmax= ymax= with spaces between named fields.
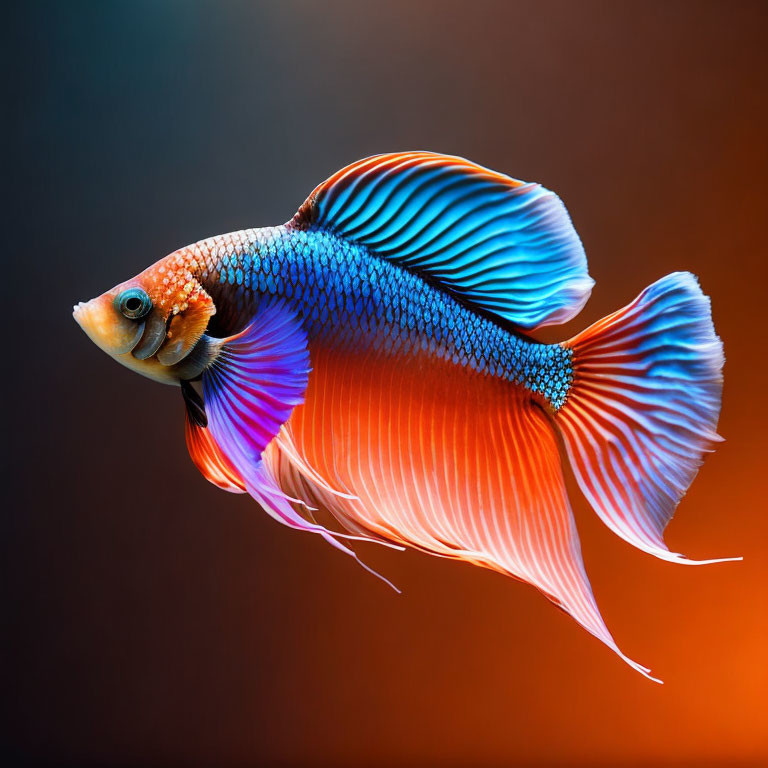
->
xmin=4 ymin=1 xmax=767 ymax=765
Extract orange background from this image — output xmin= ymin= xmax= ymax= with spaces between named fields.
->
xmin=5 ymin=1 xmax=767 ymax=765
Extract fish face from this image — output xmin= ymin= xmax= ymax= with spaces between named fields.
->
xmin=73 ymin=280 xmax=178 ymax=384
xmin=74 ymin=253 xmax=216 ymax=385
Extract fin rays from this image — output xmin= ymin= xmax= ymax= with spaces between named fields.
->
xmin=270 ymin=342 xmax=657 ymax=679
xmin=558 ymin=272 xmax=738 ymax=566
xmin=292 ymin=151 xmax=594 ymax=329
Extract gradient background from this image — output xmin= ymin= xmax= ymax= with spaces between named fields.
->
xmin=4 ymin=1 xmax=768 ymax=766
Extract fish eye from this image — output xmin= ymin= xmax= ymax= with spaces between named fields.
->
xmin=116 ymin=288 xmax=152 ymax=320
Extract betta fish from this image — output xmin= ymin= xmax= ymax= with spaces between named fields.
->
xmin=74 ymin=152 xmax=738 ymax=681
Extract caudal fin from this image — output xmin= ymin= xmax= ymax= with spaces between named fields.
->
xmin=556 ymin=272 xmax=739 ymax=564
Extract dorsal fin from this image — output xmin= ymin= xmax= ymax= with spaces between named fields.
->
xmin=291 ymin=151 xmax=594 ymax=330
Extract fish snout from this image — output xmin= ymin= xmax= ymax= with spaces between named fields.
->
xmin=73 ymin=294 xmax=145 ymax=356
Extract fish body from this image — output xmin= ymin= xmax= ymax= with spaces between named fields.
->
xmin=155 ymin=225 xmax=572 ymax=408
xmin=74 ymin=152 xmax=737 ymax=681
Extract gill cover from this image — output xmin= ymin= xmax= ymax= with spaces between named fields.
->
xmin=135 ymin=280 xmax=215 ymax=366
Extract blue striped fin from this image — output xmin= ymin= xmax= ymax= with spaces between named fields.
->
xmin=291 ymin=152 xmax=594 ymax=329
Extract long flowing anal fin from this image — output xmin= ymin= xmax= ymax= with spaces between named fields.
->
xmin=277 ymin=344 xmax=658 ymax=680
xmin=558 ymin=272 xmax=739 ymax=565
xmin=290 ymin=151 xmax=593 ymax=329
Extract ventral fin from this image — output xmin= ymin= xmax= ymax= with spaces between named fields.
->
xmin=184 ymin=410 xmax=246 ymax=493
xmin=291 ymin=151 xmax=594 ymax=329
xmin=181 ymin=379 xmax=207 ymax=428
xmin=182 ymin=377 xmax=245 ymax=492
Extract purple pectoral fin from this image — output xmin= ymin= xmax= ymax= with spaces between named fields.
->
xmin=203 ymin=301 xmax=311 ymax=471
xmin=200 ymin=301 xmax=401 ymax=590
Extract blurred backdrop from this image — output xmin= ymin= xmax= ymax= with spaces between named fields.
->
xmin=4 ymin=1 xmax=767 ymax=766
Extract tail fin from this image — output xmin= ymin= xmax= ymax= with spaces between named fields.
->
xmin=556 ymin=272 xmax=739 ymax=564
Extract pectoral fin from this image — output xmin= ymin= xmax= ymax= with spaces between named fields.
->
xmin=187 ymin=300 xmax=397 ymax=587
xmin=202 ymin=301 xmax=311 ymax=465
xmin=182 ymin=301 xmax=310 ymax=493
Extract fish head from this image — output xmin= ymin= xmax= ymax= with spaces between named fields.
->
xmin=73 ymin=250 xmax=216 ymax=385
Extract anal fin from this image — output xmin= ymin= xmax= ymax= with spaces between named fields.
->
xmin=276 ymin=343 xmax=659 ymax=680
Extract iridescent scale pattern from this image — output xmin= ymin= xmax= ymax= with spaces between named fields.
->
xmin=185 ymin=226 xmax=574 ymax=410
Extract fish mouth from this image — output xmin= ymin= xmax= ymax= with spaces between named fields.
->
xmin=72 ymin=301 xmax=88 ymax=323
xmin=72 ymin=299 xmax=95 ymax=332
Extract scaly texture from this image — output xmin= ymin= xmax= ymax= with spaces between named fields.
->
xmin=176 ymin=226 xmax=575 ymax=410
xmin=75 ymin=152 xmax=731 ymax=683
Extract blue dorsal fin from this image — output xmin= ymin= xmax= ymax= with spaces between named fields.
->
xmin=291 ymin=152 xmax=594 ymax=330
